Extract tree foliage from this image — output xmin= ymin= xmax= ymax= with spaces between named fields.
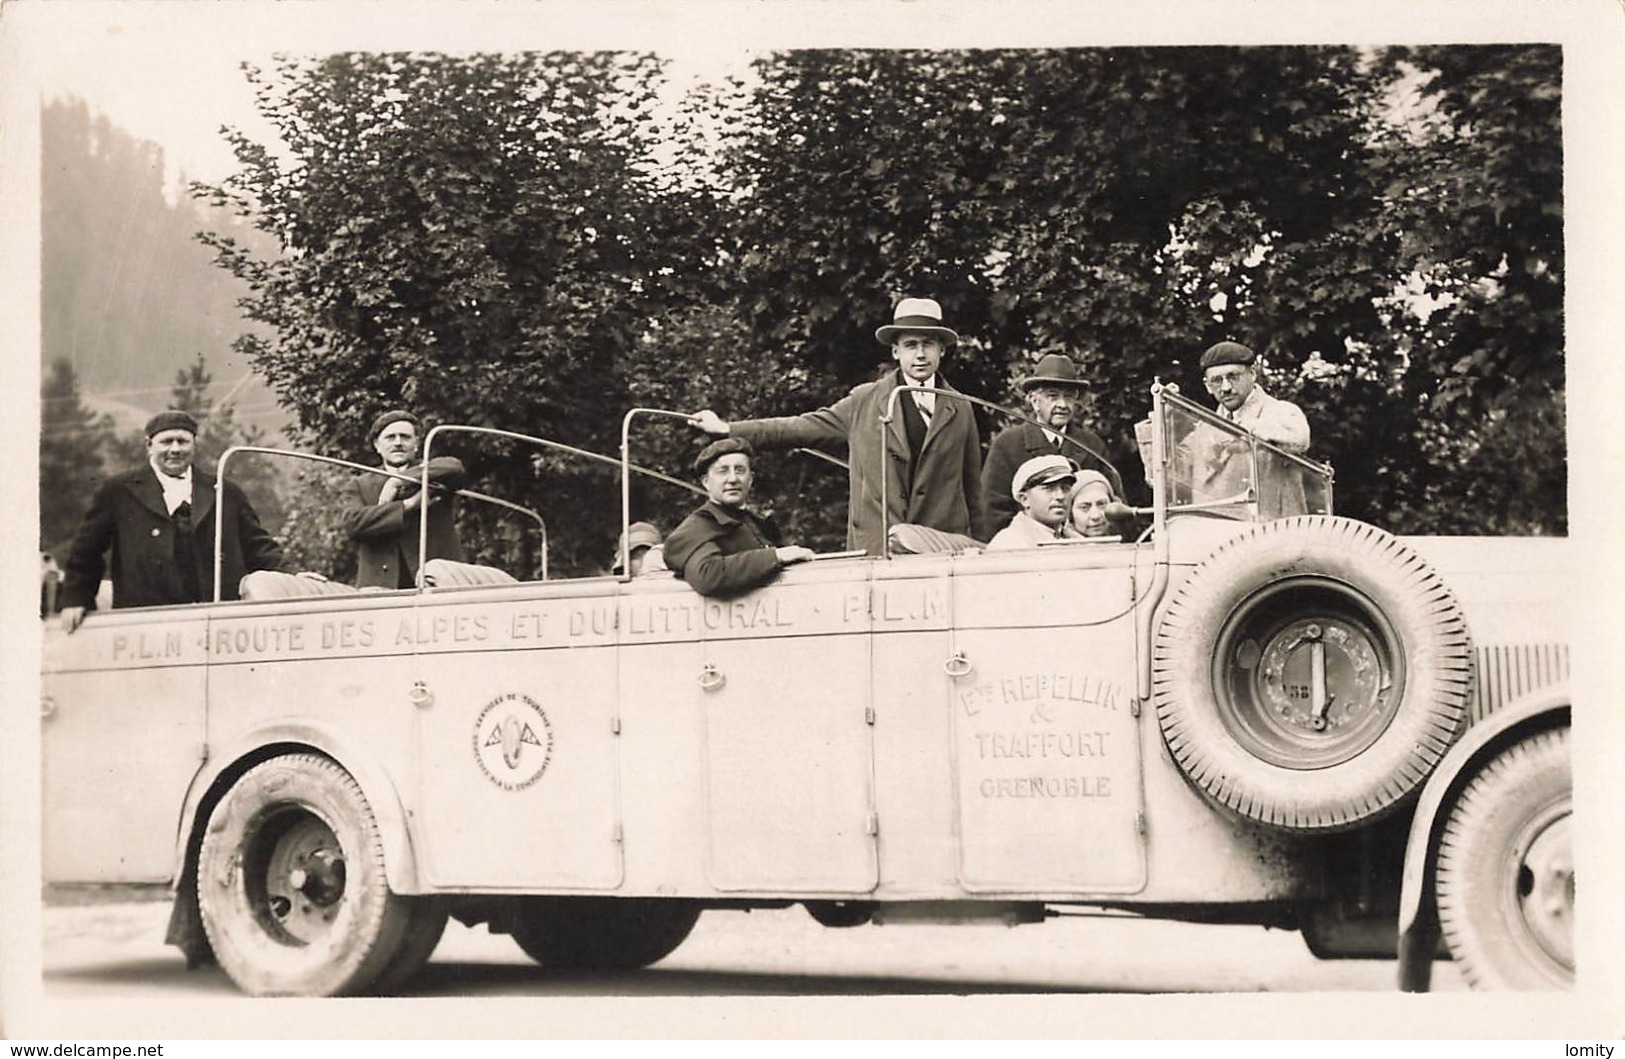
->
xmin=198 ymin=45 xmax=1564 ymax=577
xmin=39 ymin=359 xmax=116 ymax=557
xmin=197 ymin=52 xmax=725 ymax=573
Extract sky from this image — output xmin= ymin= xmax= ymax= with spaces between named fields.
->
xmin=24 ymin=2 xmax=760 ymax=191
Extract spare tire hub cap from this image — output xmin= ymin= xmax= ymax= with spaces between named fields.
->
xmin=1225 ymin=609 xmax=1397 ymax=769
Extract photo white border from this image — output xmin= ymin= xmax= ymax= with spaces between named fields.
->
xmin=3 ymin=0 xmax=1621 ymax=1041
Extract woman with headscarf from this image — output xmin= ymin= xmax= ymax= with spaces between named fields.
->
xmin=1064 ymin=470 xmax=1122 ymax=540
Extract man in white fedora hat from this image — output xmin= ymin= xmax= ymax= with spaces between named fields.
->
xmin=689 ymin=296 xmax=983 ymax=555
xmin=980 ymin=352 xmax=1124 ymax=531
xmin=985 ymin=453 xmax=1077 ymax=551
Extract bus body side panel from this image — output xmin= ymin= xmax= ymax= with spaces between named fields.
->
xmin=42 ymin=609 xmax=209 ymax=883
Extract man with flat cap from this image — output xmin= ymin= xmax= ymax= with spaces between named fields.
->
xmin=58 ymin=409 xmax=287 ymax=631
xmin=986 ymin=454 xmax=1077 ymax=551
xmin=343 ymin=409 xmax=467 ymax=589
xmin=981 ymin=352 xmax=1124 ymax=532
xmin=662 ymin=438 xmax=815 ymax=597
xmin=688 ymin=297 xmax=983 ymax=555
xmin=1191 ymin=340 xmax=1312 ymax=517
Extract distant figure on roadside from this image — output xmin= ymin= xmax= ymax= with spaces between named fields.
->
xmin=612 ymin=520 xmax=667 ymax=577
xmin=663 ymin=438 xmax=815 ymax=597
xmin=1189 ymin=341 xmax=1312 ymax=518
xmin=986 ymin=454 xmax=1077 ymax=552
xmin=343 ymin=410 xmax=466 ymax=589
xmin=58 ymin=410 xmax=288 ymax=632
xmin=688 ymin=297 xmax=983 ymax=554
xmin=981 ymin=353 xmax=1123 ymax=532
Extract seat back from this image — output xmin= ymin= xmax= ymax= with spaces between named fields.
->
xmin=421 ymin=558 xmax=518 ymax=588
xmin=238 ymin=571 xmax=360 ymax=601
xmin=888 ymin=523 xmax=984 ymax=556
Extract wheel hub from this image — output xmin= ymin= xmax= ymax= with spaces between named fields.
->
xmin=1219 ymin=589 xmax=1401 ymax=770
xmin=1515 ymin=808 xmax=1574 ymax=971
xmin=260 ymin=814 xmax=347 ymax=944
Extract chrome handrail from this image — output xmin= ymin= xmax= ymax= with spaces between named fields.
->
xmin=620 ymin=409 xmax=709 ymax=580
xmin=212 ymin=445 xmax=547 ymax=602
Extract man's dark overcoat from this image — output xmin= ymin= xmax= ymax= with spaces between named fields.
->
xmin=730 ymin=368 xmax=983 ymax=553
xmin=59 ymin=466 xmax=286 ymax=610
xmin=980 ymin=421 xmax=1124 ymax=532
xmin=342 ymin=471 xmax=465 ymax=590
xmin=663 ymin=499 xmax=785 ymax=598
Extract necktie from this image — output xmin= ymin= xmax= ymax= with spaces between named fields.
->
xmin=914 ymin=392 xmax=933 ymax=426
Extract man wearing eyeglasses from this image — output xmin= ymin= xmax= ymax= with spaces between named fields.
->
xmin=58 ymin=410 xmax=288 ymax=632
xmin=1190 ymin=341 xmax=1311 ymax=517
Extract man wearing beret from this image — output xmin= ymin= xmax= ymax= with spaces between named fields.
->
xmin=662 ymin=438 xmax=815 ymax=597
xmin=981 ymin=353 xmax=1124 ymax=533
xmin=1190 ymin=341 xmax=1312 ymax=517
xmin=58 ymin=409 xmax=288 ymax=631
xmin=342 ymin=409 xmax=467 ymax=589
xmin=986 ymin=454 xmax=1077 ymax=551
xmin=688 ymin=297 xmax=984 ymax=555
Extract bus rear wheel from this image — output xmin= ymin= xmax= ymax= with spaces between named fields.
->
xmin=1436 ymin=727 xmax=1574 ymax=990
xmin=511 ymin=896 xmax=700 ymax=971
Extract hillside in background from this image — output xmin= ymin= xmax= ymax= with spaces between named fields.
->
xmin=41 ymin=96 xmax=289 ymax=439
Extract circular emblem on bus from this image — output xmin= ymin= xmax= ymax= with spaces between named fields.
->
xmin=473 ymin=693 xmax=554 ymax=790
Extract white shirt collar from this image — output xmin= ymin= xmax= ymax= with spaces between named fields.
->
xmin=150 ymin=461 xmax=193 ymax=515
xmin=904 ymin=374 xmax=938 ymax=414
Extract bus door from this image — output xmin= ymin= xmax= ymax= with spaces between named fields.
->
xmin=945 ymin=544 xmax=1148 ymax=894
xmin=694 ymin=559 xmax=878 ymax=893
xmin=408 ymin=582 xmax=624 ymax=890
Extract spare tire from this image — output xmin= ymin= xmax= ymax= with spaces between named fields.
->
xmin=1151 ymin=516 xmax=1472 ymax=833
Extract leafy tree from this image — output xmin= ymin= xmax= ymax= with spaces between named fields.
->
xmin=196 ymin=52 xmax=723 ymax=574
xmin=1368 ymin=44 xmax=1565 ymax=534
xmin=708 ymin=45 xmax=1561 ymax=533
xmin=200 ymin=45 xmax=1564 ymax=565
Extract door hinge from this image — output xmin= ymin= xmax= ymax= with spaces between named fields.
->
xmin=1135 ymin=810 xmax=1147 ymax=838
xmin=864 ymin=705 xmax=875 ymax=725
xmin=612 ymin=822 xmax=624 ymax=845
xmin=610 ymin=715 xmax=621 ymax=735
xmin=865 ymin=811 xmax=879 ymax=836
xmin=198 ymin=741 xmax=209 ymax=763
xmin=1130 ymin=696 xmax=1142 ymax=718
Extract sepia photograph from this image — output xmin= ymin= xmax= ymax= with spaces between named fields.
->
xmin=2 ymin=0 xmax=1622 ymax=1042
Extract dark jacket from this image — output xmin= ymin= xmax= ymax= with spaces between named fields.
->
xmin=59 ymin=465 xmax=286 ymax=610
xmin=981 ymin=421 xmax=1124 ymax=531
xmin=342 ymin=469 xmax=465 ymax=590
xmin=731 ymin=368 xmax=983 ymax=553
xmin=663 ymin=500 xmax=784 ymax=598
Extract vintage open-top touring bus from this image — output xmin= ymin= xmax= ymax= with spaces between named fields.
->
xmin=41 ymin=383 xmax=1572 ymax=995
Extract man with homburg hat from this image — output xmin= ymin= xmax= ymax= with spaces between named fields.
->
xmin=980 ymin=352 xmax=1124 ymax=532
xmin=58 ymin=409 xmax=287 ymax=631
xmin=342 ymin=409 xmax=467 ymax=589
xmin=1189 ymin=340 xmax=1312 ymax=518
xmin=662 ymin=438 xmax=815 ymax=597
xmin=688 ymin=297 xmax=984 ymax=555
